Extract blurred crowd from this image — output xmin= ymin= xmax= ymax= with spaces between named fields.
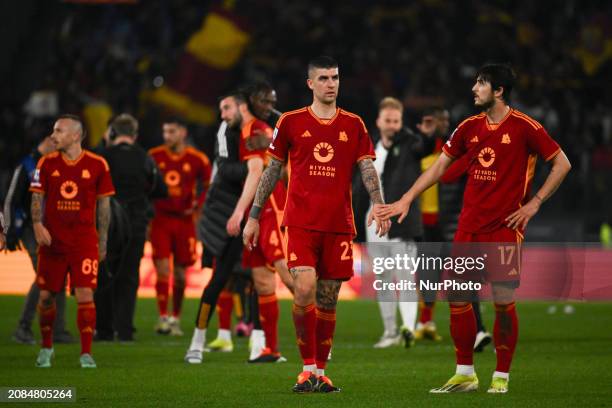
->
xmin=1 ymin=0 xmax=610 ymax=237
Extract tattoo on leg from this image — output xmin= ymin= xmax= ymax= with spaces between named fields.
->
xmin=316 ymin=279 xmax=342 ymax=309
xmin=289 ymin=267 xmax=312 ymax=279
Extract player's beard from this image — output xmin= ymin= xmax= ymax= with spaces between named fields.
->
xmin=475 ymin=93 xmax=495 ymax=111
xmin=229 ymin=111 xmax=243 ymax=129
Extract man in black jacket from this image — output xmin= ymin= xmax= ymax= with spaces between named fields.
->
xmin=5 ymin=135 xmax=74 ymax=344
xmin=186 ymin=82 xmax=282 ymax=363
xmin=95 ymin=114 xmax=167 ymax=342
xmin=353 ymin=97 xmax=436 ymax=349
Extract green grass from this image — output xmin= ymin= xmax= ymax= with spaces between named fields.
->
xmin=0 ymin=296 xmax=610 ymax=407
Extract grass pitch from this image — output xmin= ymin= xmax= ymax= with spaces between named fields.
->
xmin=0 ymin=296 xmax=610 ymax=407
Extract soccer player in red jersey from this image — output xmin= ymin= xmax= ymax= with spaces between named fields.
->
xmin=377 ymin=64 xmax=572 ymax=393
xmin=149 ymin=119 xmax=211 ymax=336
xmin=30 ymin=115 xmax=115 ymax=368
xmin=225 ymin=92 xmax=293 ymax=362
xmin=243 ymin=56 xmax=391 ymax=392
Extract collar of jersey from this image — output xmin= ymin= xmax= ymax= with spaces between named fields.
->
xmin=307 ymin=107 xmax=340 ymax=126
xmin=61 ymin=150 xmax=85 ymax=166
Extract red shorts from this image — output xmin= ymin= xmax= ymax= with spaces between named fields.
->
xmin=243 ymin=213 xmax=285 ymax=270
xmin=448 ymin=226 xmax=523 ymax=285
xmin=285 ymin=226 xmax=354 ymax=281
xmin=150 ymin=214 xmax=197 ymax=266
xmin=36 ymin=247 xmax=99 ymax=292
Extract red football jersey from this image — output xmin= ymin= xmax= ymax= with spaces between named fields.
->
xmin=238 ymin=118 xmax=285 ymax=217
xmin=149 ymin=145 xmax=212 ymax=217
xmin=29 ymin=150 xmax=115 ymax=252
xmin=238 ymin=118 xmax=273 ymax=163
xmin=442 ymin=108 xmax=560 ymax=233
xmin=268 ymin=107 xmax=375 ymax=234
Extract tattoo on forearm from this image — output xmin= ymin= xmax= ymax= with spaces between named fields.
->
xmin=252 ymin=158 xmax=282 ymax=212
xmin=358 ymin=159 xmax=384 ymax=205
xmin=96 ymin=197 xmax=111 ymax=245
xmin=316 ymin=279 xmax=342 ymax=309
xmin=31 ymin=193 xmax=44 ymax=223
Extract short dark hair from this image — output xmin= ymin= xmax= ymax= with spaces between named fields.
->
xmin=476 ymin=63 xmax=516 ymax=103
xmin=307 ymin=55 xmax=338 ymax=76
xmin=57 ymin=113 xmax=86 ymax=140
xmin=110 ymin=113 xmax=138 ymax=137
xmin=162 ymin=116 xmax=187 ymax=128
xmin=242 ymin=80 xmax=274 ymax=98
xmin=219 ymin=90 xmax=247 ymax=105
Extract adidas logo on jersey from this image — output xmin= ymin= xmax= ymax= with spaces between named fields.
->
xmin=301 ymin=130 xmax=312 ymax=138
xmin=470 ymin=136 xmax=479 ymax=143
xmin=82 ymin=169 xmax=91 ymax=179
xmin=508 ymin=267 xmax=519 ymax=276
xmin=502 ymin=133 xmax=511 ymax=144
xmin=339 ymin=131 xmax=348 ymax=142
xmin=52 ymin=170 xmax=60 ymax=177
xmin=290 ymin=252 xmax=298 ymax=261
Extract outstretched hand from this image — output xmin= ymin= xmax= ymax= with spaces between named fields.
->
xmin=374 ymin=196 xmax=412 ymax=224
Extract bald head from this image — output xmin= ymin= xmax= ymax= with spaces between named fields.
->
xmin=51 ymin=114 xmax=85 ymax=152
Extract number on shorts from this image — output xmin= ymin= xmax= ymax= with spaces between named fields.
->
xmin=497 ymin=245 xmax=515 ymax=265
xmin=81 ymin=258 xmax=99 ymax=275
xmin=340 ymin=241 xmax=353 ymax=261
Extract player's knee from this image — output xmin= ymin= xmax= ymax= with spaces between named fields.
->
xmin=294 ymin=281 xmax=315 ymax=304
xmin=39 ymin=291 xmax=55 ymax=307
xmin=74 ymin=287 xmax=94 ymax=303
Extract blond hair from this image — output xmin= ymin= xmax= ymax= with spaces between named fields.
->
xmin=378 ymin=97 xmax=403 ymax=113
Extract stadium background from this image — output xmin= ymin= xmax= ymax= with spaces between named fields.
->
xmin=0 ymin=1 xmax=610 ymax=406
xmin=1 ymin=0 xmax=610 ymax=295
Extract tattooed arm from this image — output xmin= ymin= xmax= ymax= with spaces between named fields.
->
xmin=358 ymin=159 xmax=390 ymax=236
xmin=252 ymin=157 xmax=283 ymax=212
xmin=96 ymin=196 xmax=111 ymax=261
xmin=242 ymin=157 xmax=283 ymax=249
xmin=358 ymin=159 xmax=383 ymax=205
xmin=31 ymin=192 xmax=52 ymax=246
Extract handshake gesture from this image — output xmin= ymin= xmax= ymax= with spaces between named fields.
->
xmin=371 ymin=196 xmax=413 ymax=225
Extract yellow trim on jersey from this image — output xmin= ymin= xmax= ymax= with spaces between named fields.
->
xmin=274 ymin=107 xmax=308 ymax=129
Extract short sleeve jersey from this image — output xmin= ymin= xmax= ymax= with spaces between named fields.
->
xmin=238 ymin=118 xmax=285 ymax=218
xmin=267 ymin=107 xmax=375 ymax=234
xmin=149 ymin=146 xmax=212 ymax=217
xmin=29 ymin=150 xmax=115 ymax=252
xmin=442 ymin=108 xmax=561 ymax=233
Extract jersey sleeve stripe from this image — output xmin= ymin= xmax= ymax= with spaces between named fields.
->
xmin=544 ymin=147 xmax=561 ymax=162
xmin=266 ymin=150 xmax=285 ymax=162
xmin=456 ymin=113 xmax=485 ymax=129
xmin=85 ymin=151 xmax=111 ymax=171
xmin=356 ymin=154 xmax=376 ymax=162
xmin=29 ymin=187 xmax=45 ymax=194
xmin=513 ymin=110 xmax=542 ymax=127
xmin=512 ymin=111 xmax=542 ymax=130
xmin=97 ymin=190 xmax=115 ymax=197
xmin=243 ymin=154 xmax=263 ymax=161
xmin=512 ymin=112 xmax=541 ymax=129
xmin=275 ymin=107 xmax=307 ymax=128
xmin=441 ymin=145 xmax=456 ymax=159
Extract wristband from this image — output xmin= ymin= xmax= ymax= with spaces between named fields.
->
xmin=249 ymin=205 xmax=262 ymax=220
